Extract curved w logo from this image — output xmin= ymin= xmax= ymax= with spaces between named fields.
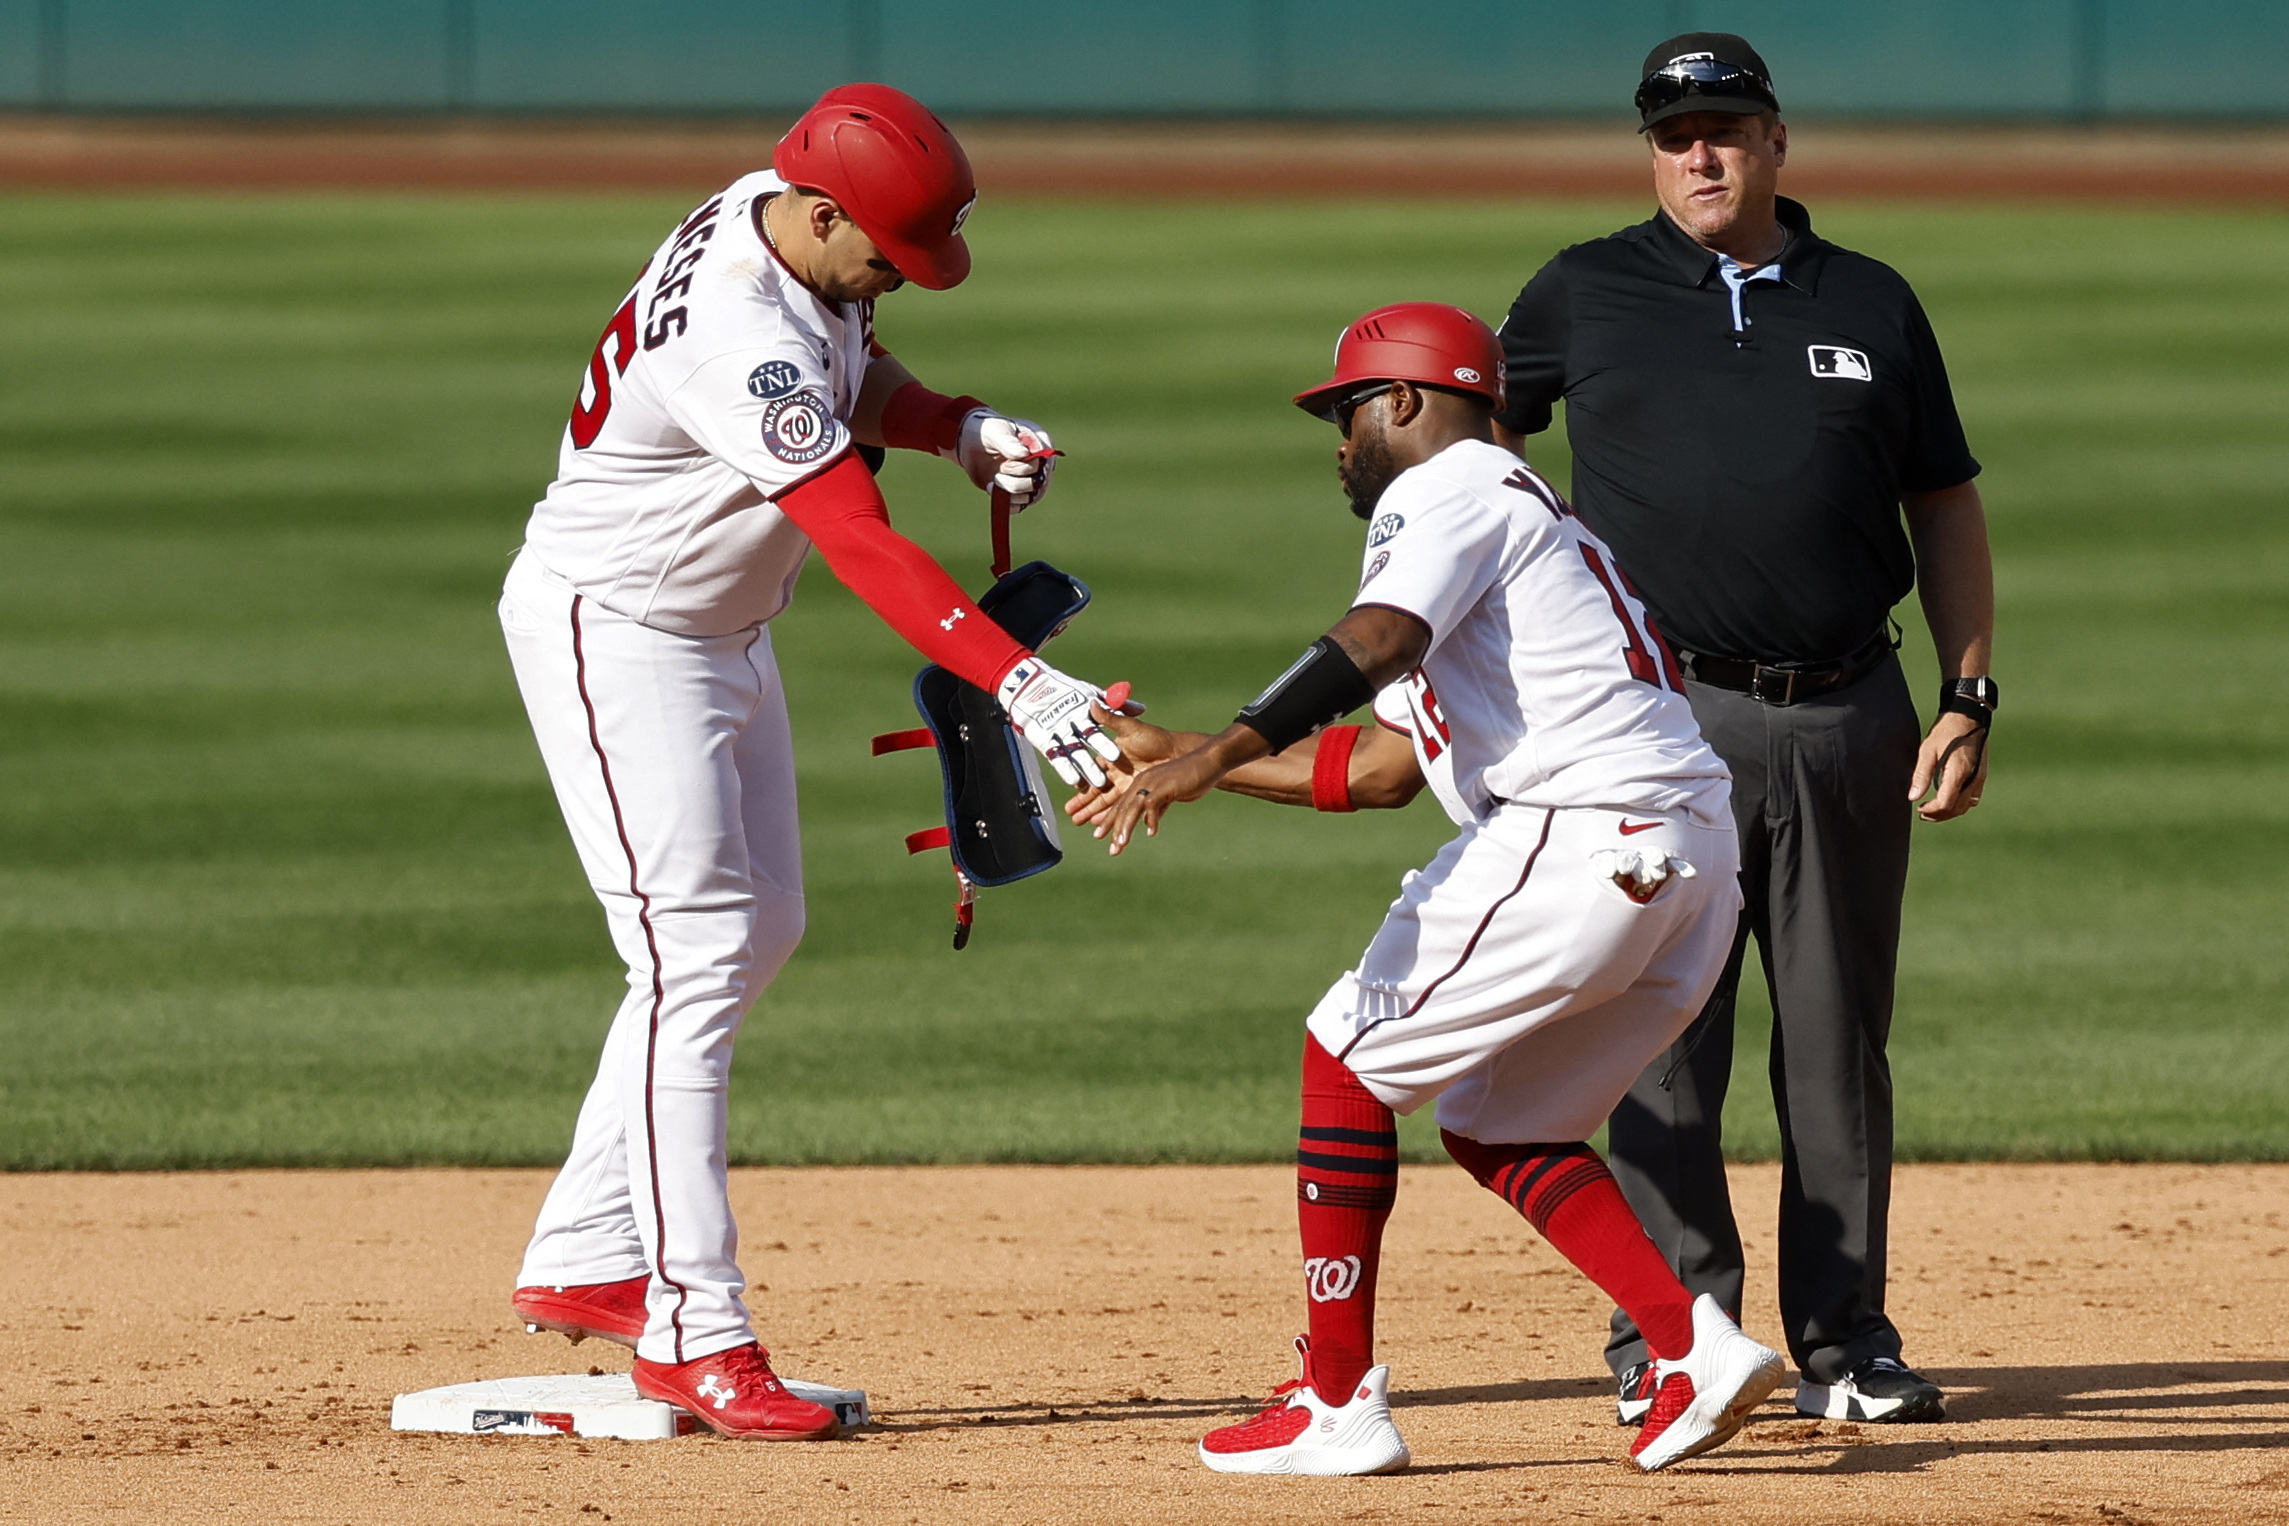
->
xmin=1304 ymin=1255 xmax=1363 ymax=1303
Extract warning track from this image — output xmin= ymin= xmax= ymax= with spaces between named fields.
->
xmin=3 ymin=116 xmax=2288 ymax=203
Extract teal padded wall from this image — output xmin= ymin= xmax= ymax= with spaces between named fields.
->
xmin=873 ymin=0 xmax=1260 ymax=114
xmin=1278 ymin=0 xmax=1679 ymax=115
xmin=470 ymin=1 xmax=850 ymax=110
xmin=5 ymin=0 xmax=2284 ymax=116
xmin=1684 ymin=0 xmax=2084 ymax=115
xmin=46 ymin=0 xmax=455 ymax=109
xmin=2102 ymin=0 xmax=2289 ymax=113
xmin=0 ymin=1 xmax=44 ymax=105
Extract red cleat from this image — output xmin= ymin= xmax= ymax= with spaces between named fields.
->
xmin=634 ymin=1343 xmax=841 ymax=1441
xmin=512 ymin=1275 xmax=648 ymax=1350
xmin=1629 ymin=1295 xmax=1787 ymax=1472
xmin=1196 ymin=1336 xmax=1409 ymax=1476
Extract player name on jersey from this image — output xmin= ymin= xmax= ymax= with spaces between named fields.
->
xmin=527 ymin=171 xmax=876 ymax=639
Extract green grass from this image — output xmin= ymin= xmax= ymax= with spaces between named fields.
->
xmin=0 ymin=192 xmax=2283 ymax=1168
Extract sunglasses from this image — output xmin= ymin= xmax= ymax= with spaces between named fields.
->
xmin=1634 ymin=57 xmax=1778 ymax=117
xmin=1328 ymin=383 xmax=1395 ymax=437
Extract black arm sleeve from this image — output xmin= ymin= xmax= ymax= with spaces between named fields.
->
xmin=1493 ymin=256 xmax=1571 ymax=437
xmin=1897 ymin=291 xmax=1981 ymax=493
xmin=1234 ymin=636 xmax=1376 ymax=755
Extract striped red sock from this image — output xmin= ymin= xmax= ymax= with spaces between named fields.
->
xmin=1295 ymin=1035 xmax=1397 ymax=1403
xmin=1441 ymin=1130 xmax=1695 ymax=1361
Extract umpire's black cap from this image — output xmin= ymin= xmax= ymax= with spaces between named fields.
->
xmin=1636 ymin=33 xmax=1780 ymax=131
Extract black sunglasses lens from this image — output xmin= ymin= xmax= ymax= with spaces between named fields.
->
xmin=1334 ymin=387 xmax=1386 ymax=435
xmin=1636 ymin=59 xmax=1771 ymax=114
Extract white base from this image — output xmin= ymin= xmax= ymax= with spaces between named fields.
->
xmin=390 ymin=1373 xmax=869 ymax=1441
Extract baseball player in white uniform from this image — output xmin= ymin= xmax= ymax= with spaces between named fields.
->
xmin=500 ymin=85 xmax=1123 ymax=1441
xmin=1081 ymin=303 xmax=1785 ymax=1476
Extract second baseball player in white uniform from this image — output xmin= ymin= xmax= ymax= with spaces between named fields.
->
xmin=501 ymin=86 xmax=1124 ymax=1441
xmin=1083 ymin=303 xmax=1786 ymax=1476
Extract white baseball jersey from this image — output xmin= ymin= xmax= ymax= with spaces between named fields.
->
xmin=523 ymin=171 xmax=874 ymax=639
xmin=1372 ymin=679 xmax=1466 ymax=826
xmin=1352 ymin=439 xmax=1728 ymax=822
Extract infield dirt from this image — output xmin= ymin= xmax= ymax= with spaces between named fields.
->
xmin=3 ymin=1163 xmax=2284 ymax=1525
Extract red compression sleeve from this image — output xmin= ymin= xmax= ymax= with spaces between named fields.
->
xmin=776 ymin=453 xmax=1026 ymax=690
xmin=878 ymin=382 xmax=983 ymax=454
xmin=1312 ymin=725 xmax=1363 ymax=812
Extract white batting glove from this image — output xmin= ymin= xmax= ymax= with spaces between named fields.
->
xmin=954 ymin=410 xmax=1058 ymax=511
xmin=996 ymin=656 xmax=1122 ymax=789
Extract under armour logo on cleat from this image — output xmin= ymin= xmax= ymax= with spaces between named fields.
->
xmin=696 ymin=1374 xmax=737 ymax=1410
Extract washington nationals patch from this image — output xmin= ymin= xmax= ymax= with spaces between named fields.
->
xmin=761 ymin=389 xmax=839 ymax=465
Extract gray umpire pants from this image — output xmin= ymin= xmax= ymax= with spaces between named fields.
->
xmin=1603 ymin=652 xmax=1921 ymax=1385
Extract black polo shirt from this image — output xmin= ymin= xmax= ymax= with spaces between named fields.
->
xmin=1495 ymin=197 xmax=1979 ymax=665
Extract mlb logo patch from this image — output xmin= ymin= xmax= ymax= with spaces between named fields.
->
xmin=1808 ymin=345 xmax=1872 ymax=381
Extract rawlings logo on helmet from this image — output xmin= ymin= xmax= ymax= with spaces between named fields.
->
xmin=950 ymin=192 xmax=978 ymax=236
xmin=1452 ymin=366 xmax=1482 ymax=384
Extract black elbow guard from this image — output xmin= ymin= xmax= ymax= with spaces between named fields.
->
xmin=1235 ymin=636 xmax=1376 ymax=754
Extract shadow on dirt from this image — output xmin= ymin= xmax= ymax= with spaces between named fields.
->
xmin=869 ymin=1361 xmax=2289 ymax=1465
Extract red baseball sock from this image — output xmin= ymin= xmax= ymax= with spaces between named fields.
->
xmin=1295 ymin=1035 xmax=1397 ymax=1403
xmin=1441 ymin=1130 xmax=1695 ymax=1361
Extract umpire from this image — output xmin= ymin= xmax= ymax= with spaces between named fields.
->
xmin=1492 ymin=33 xmax=1995 ymax=1426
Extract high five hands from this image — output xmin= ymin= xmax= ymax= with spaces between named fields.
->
xmin=1063 ymin=706 xmax=1213 ymax=855
xmin=1068 ymin=717 xmax=1258 ymax=856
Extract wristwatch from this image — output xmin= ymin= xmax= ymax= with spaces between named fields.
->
xmin=1939 ymin=676 xmax=1998 ymax=725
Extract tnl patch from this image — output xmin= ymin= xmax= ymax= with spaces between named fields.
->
xmin=1367 ymin=513 xmax=1405 ymax=547
xmin=746 ymin=359 xmax=803 ymax=399
xmin=1808 ymin=345 xmax=1872 ymax=381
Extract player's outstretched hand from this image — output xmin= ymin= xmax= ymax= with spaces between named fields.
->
xmin=958 ymin=411 xmax=1058 ymax=510
xmin=1066 ymin=700 xmax=1180 ymax=831
xmin=1099 ymin=745 xmax=1227 ymax=856
xmin=997 ymin=658 xmax=1124 ymax=789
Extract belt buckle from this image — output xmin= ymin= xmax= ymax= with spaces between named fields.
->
xmin=1748 ymin=665 xmax=1797 ymax=705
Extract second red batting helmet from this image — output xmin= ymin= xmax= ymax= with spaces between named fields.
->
xmin=773 ymin=83 xmax=977 ymax=291
xmin=1292 ymin=302 xmax=1506 ymax=420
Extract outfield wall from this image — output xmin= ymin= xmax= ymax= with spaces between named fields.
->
xmin=3 ymin=1 xmax=2286 ymax=119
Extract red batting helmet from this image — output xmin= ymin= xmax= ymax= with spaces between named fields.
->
xmin=773 ymin=84 xmax=977 ymax=291
xmin=1293 ymin=302 xmax=1506 ymax=421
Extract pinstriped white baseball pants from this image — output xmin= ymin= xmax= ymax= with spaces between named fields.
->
xmin=1306 ymin=800 xmax=1740 ymax=1145
xmin=498 ymin=549 xmax=805 ymax=1365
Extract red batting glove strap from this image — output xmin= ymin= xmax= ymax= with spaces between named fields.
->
xmin=878 ymin=382 xmax=985 ymax=454
xmin=775 ymin=453 xmax=1027 ymax=691
xmin=1312 ymin=725 xmax=1363 ymax=813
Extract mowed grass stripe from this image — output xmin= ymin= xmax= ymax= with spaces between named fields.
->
xmin=0 ymin=193 xmax=2281 ymax=1167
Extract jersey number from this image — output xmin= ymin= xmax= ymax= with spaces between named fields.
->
xmin=569 ymin=293 xmax=640 ymax=449
xmin=1578 ymin=543 xmax=1685 ymax=693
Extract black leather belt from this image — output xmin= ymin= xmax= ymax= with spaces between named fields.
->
xmin=1678 ymin=629 xmax=1895 ymax=706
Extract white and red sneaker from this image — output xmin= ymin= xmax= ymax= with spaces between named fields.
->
xmin=1197 ymin=1337 xmax=1410 ymax=1476
xmin=633 ymin=1342 xmax=841 ymax=1441
xmin=512 ymin=1275 xmax=648 ymax=1349
xmin=1629 ymin=1294 xmax=1787 ymax=1472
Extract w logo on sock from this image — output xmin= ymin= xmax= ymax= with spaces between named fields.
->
xmin=1304 ymin=1255 xmax=1363 ymax=1303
